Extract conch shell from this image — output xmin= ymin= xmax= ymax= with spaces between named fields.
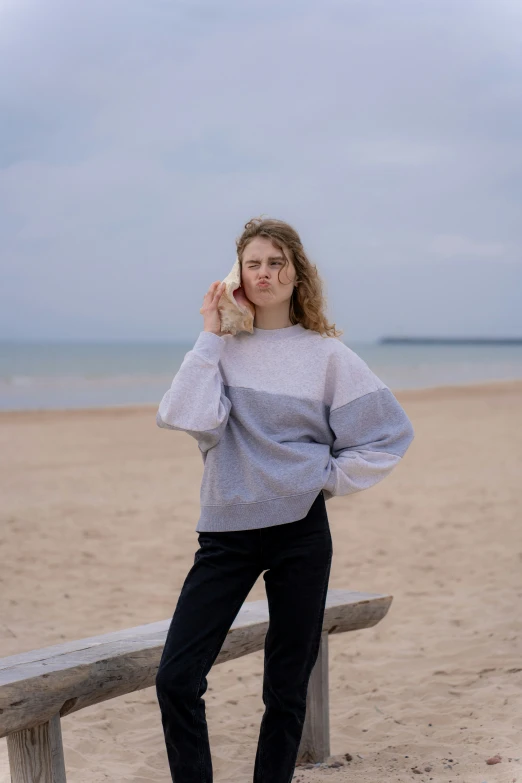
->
xmin=217 ymin=256 xmax=255 ymax=335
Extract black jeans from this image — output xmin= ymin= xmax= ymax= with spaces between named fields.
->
xmin=155 ymin=490 xmax=333 ymax=783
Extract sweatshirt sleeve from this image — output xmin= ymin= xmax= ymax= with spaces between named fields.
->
xmin=156 ymin=331 xmax=232 ymax=453
xmin=322 ymin=344 xmax=415 ymax=500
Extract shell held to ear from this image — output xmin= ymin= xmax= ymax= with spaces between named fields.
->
xmin=217 ymin=256 xmax=255 ymax=335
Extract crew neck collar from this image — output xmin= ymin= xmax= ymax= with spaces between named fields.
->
xmin=251 ymin=323 xmax=306 ymax=341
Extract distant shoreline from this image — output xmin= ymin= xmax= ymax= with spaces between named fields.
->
xmin=379 ymin=337 xmax=522 ymax=345
xmin=2 ymin=378 xmax=521 ymax=418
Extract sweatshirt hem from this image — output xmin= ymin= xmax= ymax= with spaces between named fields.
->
xmin=195 ymin=488 xmax=324 ymax=532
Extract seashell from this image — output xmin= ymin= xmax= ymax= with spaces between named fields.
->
xmin=217 ymin=256 xmax=255 ymax=335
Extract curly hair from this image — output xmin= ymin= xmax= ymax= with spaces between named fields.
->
xmin=236 ymin=216 xmax=343 ymax=339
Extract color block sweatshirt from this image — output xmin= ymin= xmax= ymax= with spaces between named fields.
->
xmin=157 ymin=323 xmax=415 ymax=532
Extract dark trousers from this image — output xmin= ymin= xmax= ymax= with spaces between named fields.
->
xmin=155 ymin=490 xmax=332 ymax=783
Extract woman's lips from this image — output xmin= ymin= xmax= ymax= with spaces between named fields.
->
xmin=257 ymin=283 xmax=270 ymax=288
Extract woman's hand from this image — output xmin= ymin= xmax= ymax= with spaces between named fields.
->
xmin=200 ymin=281 xmax=227 ymax=337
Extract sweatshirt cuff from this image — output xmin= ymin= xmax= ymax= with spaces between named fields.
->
xmin=192 ymin=330 xmax=226 ymax=364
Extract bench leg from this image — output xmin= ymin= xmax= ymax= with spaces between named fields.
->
xmin=7 ymin=713 xmax=67 ymax=783
xmin=296 ymin=630 xmax=330 ymax=764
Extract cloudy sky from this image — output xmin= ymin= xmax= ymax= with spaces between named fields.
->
xmin=1 ymin=0 xmax=521 ymax=342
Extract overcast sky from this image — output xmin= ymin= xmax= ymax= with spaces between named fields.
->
xmin=1 ymin=0 xmax=521 ymax=342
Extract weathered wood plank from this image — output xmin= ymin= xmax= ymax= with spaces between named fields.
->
xmin=0 ymin=589 xmax=392 ymax=738
xmin=7 ymin=713 xmax=67 ymax=783
xmin=0 ymin=620 xmax=170 ymax=672
xmin=297 ymin=630 xmax=330 ymax=764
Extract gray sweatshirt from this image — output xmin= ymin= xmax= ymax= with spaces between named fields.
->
xmin=157 ymin=322 xmax=415 ymax=532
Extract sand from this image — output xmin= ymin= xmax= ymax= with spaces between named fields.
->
xmin=1 ymin=379 xmax=521 ymax=782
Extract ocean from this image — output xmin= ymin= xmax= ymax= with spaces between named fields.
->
xmin=1 ymin=339 xmax=522 ymax=412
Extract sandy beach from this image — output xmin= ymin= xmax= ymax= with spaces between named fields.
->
xmin=1 ymin=379 xmax=521 ymax=783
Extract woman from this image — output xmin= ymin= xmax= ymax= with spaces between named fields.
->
xmin=155 ymin=217 xmax=415 ymax=782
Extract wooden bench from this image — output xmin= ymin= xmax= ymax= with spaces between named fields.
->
xmin=0 ymin=588 xmax=392 ymax=782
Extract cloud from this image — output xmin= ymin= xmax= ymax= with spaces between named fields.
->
xmin=430 ymin=235 xmax=508 ymax=260
xmin=1 ymin=0 xmax=521 ymax=340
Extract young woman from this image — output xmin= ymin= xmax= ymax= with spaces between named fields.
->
xmin=155 ymin=217 xmax=415 ymax=783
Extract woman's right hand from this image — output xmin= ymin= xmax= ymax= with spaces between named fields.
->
xmin=200 ymin=281 xmax=227 ymax=337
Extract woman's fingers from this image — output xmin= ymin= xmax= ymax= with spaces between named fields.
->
xmin=203 ymin=282 xmax=218 ymax=299
xmin=201 ymin=281 xmax=225 ymax=309
xmin=211 ymin=282 xmax=225 ymax=305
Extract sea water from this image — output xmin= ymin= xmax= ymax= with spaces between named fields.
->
xmin=1 ymin=339 xmax=522 ymax=412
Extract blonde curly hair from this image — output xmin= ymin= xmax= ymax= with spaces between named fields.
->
xmin=236 ymin=216 xmax=343 ymax=339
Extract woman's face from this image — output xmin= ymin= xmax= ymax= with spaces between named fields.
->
xmin=239 ymin=236 xmax=297 ymax=309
